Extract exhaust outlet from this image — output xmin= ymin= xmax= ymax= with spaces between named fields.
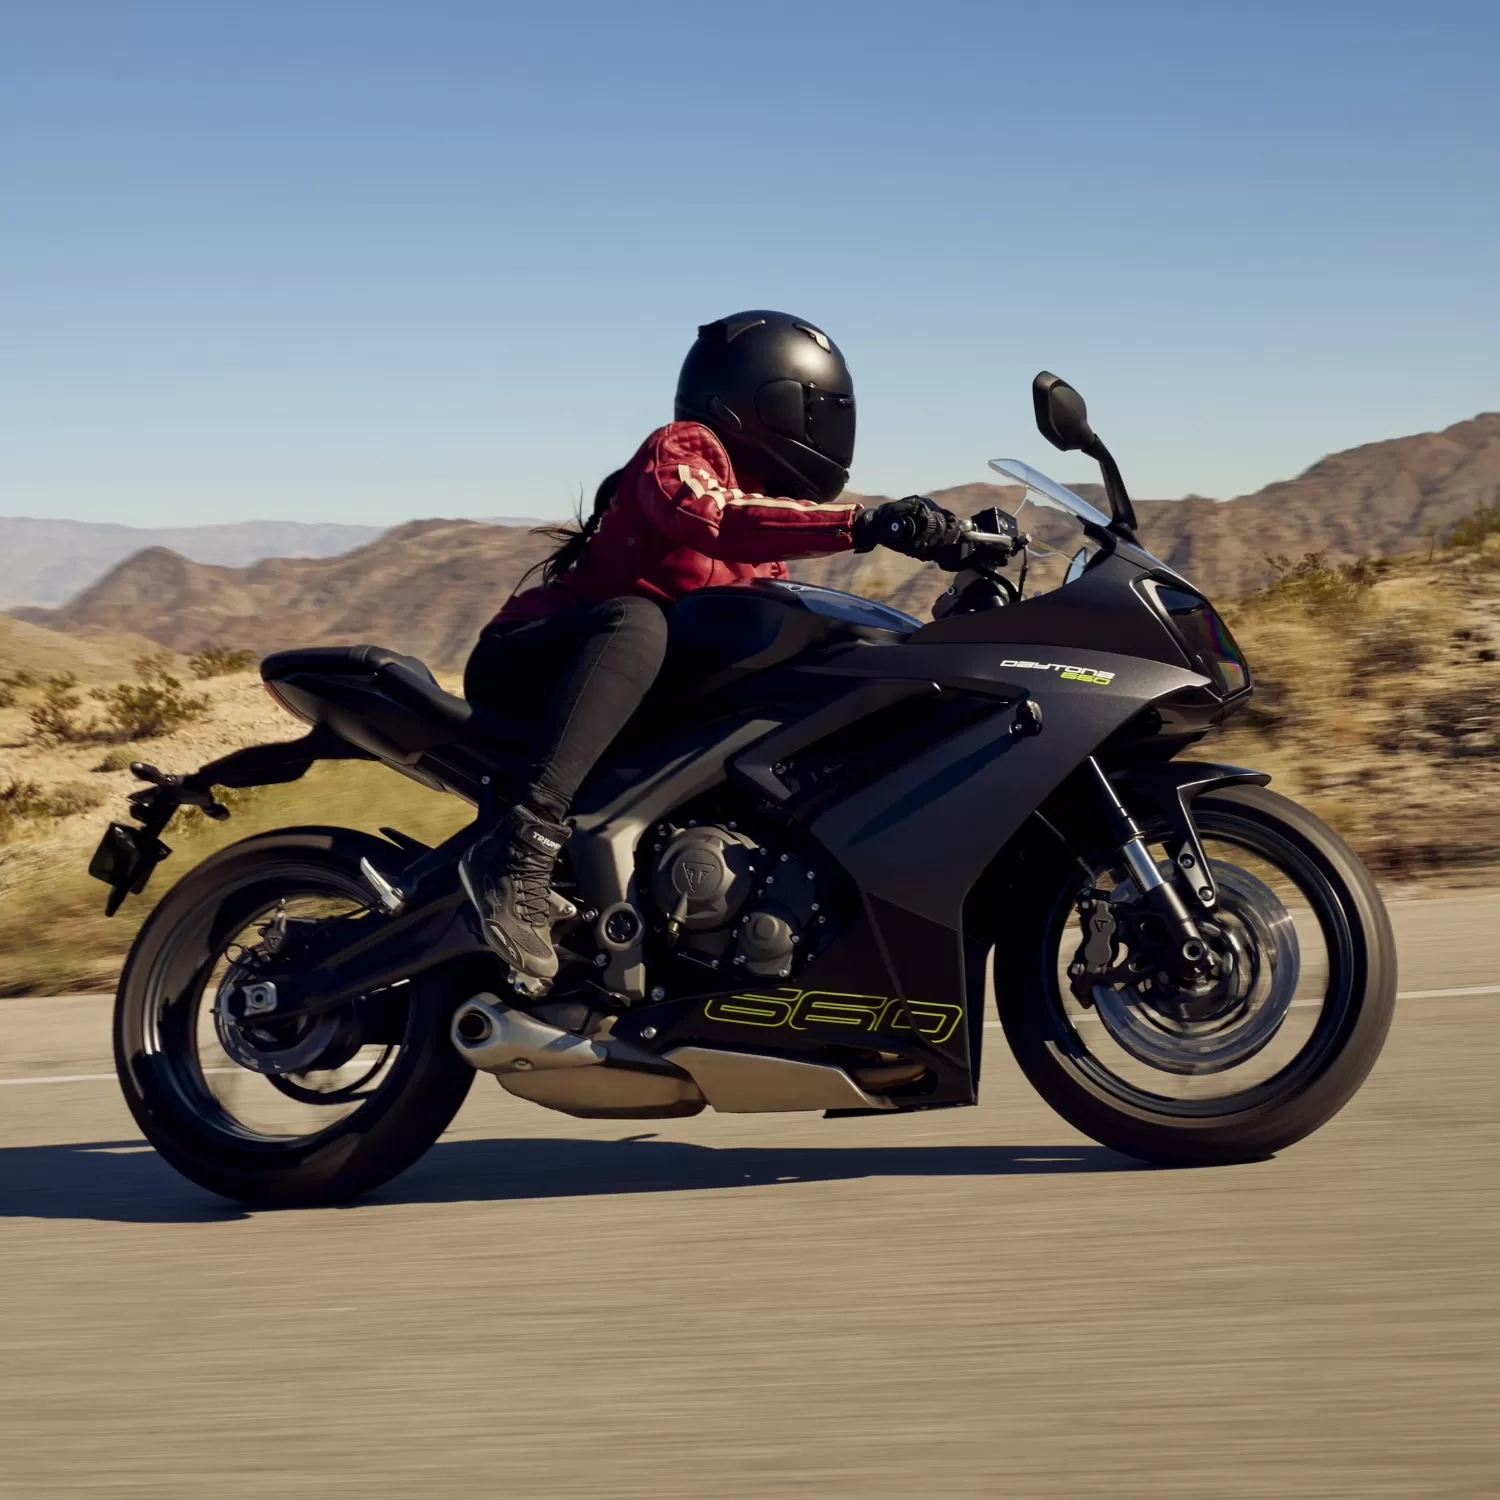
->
xmin=450 ymin=995 xmax=606 ymax=1075
xmin=454 ymin=1007 xmax=493 ymax=1045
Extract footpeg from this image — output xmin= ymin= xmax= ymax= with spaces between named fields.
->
xmin=358 ymin=857 xmax=405 ymax=915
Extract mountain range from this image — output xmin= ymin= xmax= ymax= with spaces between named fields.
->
xmin=9 ymin=413 xmax=1500 ymax=671
xmin=0 ymin=518 xmax=387 ymax=610
xmin=0 ymin=515 xmax=549 ymax=610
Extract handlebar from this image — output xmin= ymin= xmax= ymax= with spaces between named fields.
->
xmin=884 ymin=517 xmax=1022 ymax=558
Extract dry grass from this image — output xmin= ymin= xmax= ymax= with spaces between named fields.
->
xmin=0 ymin=657 xmax=473 ymax=994
xmin=1213 ymin=545 xmax=1500 ymax=875
xmin=0 ymin=760 xmax=472 ymax=996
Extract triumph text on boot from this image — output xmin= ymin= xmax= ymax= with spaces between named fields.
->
xmin=458 ymin=805 xmax=571 ymax=987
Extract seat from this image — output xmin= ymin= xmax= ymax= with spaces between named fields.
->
xmin=261 ymin=644 xmax=437 ymax=685
xmin=260 ymin=643 xmax=512 ymax=740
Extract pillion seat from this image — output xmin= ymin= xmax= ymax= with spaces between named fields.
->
xmin=260 ymin=644 xmax=521 ymax=747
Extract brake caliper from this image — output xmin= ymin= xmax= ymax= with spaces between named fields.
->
xmin=1067 ymin=888 xmax=1120 ymax=1004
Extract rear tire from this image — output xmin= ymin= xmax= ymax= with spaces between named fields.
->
xmin=995 ymin=786 xmax=1397 ymax=1165
xmin=114 ymin=826 xmax=475 ymax=1207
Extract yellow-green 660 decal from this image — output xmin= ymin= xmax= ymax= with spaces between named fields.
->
xmin=702 ymin=989 xmax=964 ymax=1045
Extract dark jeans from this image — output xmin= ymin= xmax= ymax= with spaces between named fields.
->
xmin=463 ymin=595 xmax=669 ymax=824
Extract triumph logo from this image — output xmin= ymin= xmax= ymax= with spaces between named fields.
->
xmin=1001 ymin=658 xmax=1115 ymax=687
xmin=681 ymin=859 xmax=716 ymax=896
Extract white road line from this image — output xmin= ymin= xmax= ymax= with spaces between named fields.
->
xmin=1 ymin=986 xmax=1495 ymax=1090
xmin=0 ymin=1067 xmax=242 ymax=1088
xmin=0 ymin=1071 xmax=118 ymax=1087
xmin=1395 ymin=982 xmax=1500 ymax=1000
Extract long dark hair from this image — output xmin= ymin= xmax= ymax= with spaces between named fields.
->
xmin=526 ymin=468 xmax=623 ymax=585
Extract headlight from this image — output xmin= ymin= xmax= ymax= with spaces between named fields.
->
xmin=1145 ymin=582 xmax=1251 ymax=696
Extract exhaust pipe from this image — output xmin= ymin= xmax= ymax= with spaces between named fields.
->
xmin=450 ymin=995 xmax=607 ymax=1075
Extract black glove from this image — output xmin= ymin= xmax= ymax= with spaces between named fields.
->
xmin=852 ymin=496 xmax=964 ymax=561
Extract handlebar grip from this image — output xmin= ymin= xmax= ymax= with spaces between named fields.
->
xmin=886 ymin=515 xmax=919 ymax=549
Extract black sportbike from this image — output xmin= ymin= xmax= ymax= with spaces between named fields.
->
xmin=93 ymin=374 xmax=1396 ymax=1206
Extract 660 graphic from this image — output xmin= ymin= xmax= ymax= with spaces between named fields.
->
xmin=702 ymin=989 xmax=964 ymax=1044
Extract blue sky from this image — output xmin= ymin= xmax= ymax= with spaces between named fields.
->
xmin=2 ymin=0 xmax=1496 ymax=527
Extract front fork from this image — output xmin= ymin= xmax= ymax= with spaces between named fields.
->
xmin=1084 ymin=758 xmax=1215 ymax=979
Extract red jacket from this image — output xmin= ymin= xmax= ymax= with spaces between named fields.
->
xmin=495 ymin=421 xmax=860 ymax=624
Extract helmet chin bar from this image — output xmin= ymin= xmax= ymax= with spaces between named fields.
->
xmin=766 ymin=439 xmax=850 ymax=504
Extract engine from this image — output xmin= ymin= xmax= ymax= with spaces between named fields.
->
xmin=647 ymin=822 xmax=824 ymax=978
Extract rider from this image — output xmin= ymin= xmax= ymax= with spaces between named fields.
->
xmin=460 ymin=310 xmax=964 ymax=987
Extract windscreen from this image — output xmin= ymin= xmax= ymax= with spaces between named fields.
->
xmin=986 ymin=458 xmax=1113 ymax=530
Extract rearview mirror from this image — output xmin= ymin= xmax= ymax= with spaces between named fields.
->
xmin=1032 ymin=372 xmax=1096 ymax=453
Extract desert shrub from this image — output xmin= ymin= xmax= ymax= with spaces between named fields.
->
xmin=89 ymin=653 xmax=210 ymax=741
xmin=1446 ymin=505 xmax=1500 ymax=551
xmin=1378 ymin=688 xmax=1500 ymax=760
xmin=0 ymin=778 xmax=104 ymax=841
xmin=91 ymin=748 xmax=133 ymax=773
xmin=0 ymin=669 xmax=38 ymax=708
xmin=27 ymin=673 xmax=91 ymax=742
xmin=1255 ymin=552 xmax=1381 ymax=614
xmin=188 ymin=646 xmax=257 ymax=680
xmin=1350 ymin=611 xmax=1433 ymax=675
xmin=1236 ymin=663 xmax=1292 ymax=735
xmin=45 ymin=782 xmax=106 ymax=816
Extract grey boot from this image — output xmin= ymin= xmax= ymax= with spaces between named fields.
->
xmin=459 ymin=805 xmax=571 ymax=985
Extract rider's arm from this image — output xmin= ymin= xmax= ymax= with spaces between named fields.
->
xmin=640 ymin=423 xmax=859 ymax=564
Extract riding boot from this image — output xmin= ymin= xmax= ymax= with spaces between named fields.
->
xmin=459 ymin=804 xmax=571 ymax=987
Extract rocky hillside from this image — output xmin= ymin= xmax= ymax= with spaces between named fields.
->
xmin=0 ymin=517 xmax=388 ymax=610
xmin=0 ymin=611 xmax=176 ymax=684
xmin=13 ymin=413 xmax=1500 ymax=669
xmin=9 ymin=520 xmax=550 ymax=671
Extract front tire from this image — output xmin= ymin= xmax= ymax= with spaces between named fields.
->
xmin=114 ymin=826 xmax=475 ymax=1207
xmin=995 ymin=786 xmax=1396 ymax=1165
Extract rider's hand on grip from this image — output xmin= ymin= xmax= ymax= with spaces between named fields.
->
xmin=852 ymin=496 xmax=965 ymax=561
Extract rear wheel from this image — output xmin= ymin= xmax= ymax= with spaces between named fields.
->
xmin=995 ymin=786 xmax=1396 ymax=1164
xmin=114 ymin=826 xmax=474 ymax=1207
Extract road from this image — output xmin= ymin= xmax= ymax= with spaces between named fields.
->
xmin=2 ymin=888 xmax=1498 ymax=1498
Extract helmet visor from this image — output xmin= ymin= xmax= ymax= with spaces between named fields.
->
xmin=805 ymin=389 xmax=856 ymax=466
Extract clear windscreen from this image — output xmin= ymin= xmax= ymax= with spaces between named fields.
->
xmin=982 ymin=458 xmax=1110 ymax=590
xmin=987 ymin=458 xmax=1113 ymax=531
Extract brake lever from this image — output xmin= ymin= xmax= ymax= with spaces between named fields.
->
xmin=935 ymin=530 xmax=1029 ymax=573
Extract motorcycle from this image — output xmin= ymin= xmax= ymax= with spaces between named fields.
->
xmin=91 ymin=373 xmax=1396 ymax=1206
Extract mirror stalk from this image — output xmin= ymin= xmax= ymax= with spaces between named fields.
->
xmin=1084 ymin=438 xmax=1139 ymax=544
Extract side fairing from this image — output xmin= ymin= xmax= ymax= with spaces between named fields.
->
xmin=801 ymin=644 xmax=1208 ymax=1102
xmin=809 ymin=644 xmax=1207 ymax=923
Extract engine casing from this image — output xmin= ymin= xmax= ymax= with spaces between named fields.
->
xmin=648 ymin=823 xmax=823 ymax=979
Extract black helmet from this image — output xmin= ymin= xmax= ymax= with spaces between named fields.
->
xmin=675 ymin=310 xmax=855 ymax=502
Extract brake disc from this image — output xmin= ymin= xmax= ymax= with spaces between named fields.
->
xmin=1090 ymin=860 xmax=1301 ymax=1076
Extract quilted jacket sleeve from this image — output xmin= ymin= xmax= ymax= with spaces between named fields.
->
xmin=636 ymin=422 xmax=859 ymax=564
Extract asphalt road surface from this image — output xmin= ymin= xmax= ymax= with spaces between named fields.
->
xmin=2 ymin=888 xmax=1498 ymax=1498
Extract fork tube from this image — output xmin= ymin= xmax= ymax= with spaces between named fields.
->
xmin=1086 ymin=759 xmax=1205 ymax=955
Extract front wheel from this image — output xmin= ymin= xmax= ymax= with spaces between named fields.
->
xmin=995 ymin=786 xmax=1396 ymax=1165
xmin=114 ymin=826 xmax=475 ymax=1207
